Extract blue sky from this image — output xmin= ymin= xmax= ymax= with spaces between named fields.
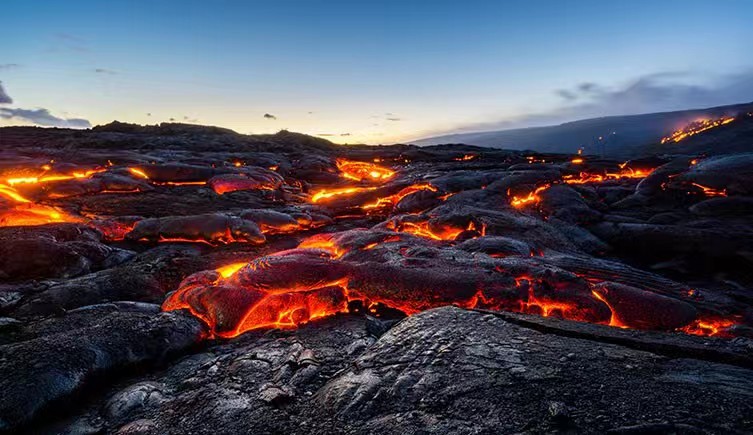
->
xmin=1 ymin=0 xmax=752 ymax=143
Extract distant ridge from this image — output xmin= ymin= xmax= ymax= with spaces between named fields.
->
xmin=413 ymin=102 xmax=753 ymax=157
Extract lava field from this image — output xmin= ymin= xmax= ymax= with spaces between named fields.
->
xmin=1 ymin=123 xmax=752 ymax=434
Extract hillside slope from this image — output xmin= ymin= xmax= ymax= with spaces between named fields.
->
xmin=414 ymin=102 xmax=753 ymax=156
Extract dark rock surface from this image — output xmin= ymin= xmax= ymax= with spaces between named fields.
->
xmin=1 ymin=124 xmax=753 ymax=433
xmin=57 ymin=307 xmax=753 ymax=434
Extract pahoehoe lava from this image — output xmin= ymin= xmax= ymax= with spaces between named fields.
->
xmin=1 ymin=122 xmax=752 ymax=433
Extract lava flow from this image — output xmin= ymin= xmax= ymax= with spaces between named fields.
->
xmin=162 ymin=228 xmax=726 ymax=338
xmin=336 ymin=158 xmax=395 ymax=182
xmin=509 ymin=184 xmax=551 ymax=208
xmin=0 ymin=182 xmax=81 ymax=226
xmin=661 ymin=116 xmax=735 ymax=144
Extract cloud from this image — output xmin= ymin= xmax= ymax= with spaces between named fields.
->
xmin=317 ymin=132 xmax=351 ymax=137
xmin=0 ymin=64 xmax=20 ymax=70
xmin=555 ymin=89 xmax=577 ymax=101
xmin=263 ymin=113 xmax=277 ymax=120
xmin=94 ymin=68 xmax=117 ymax=75
xmin=0 ymin=107 xmax=91 ymax=128
xmin=386 ymin=117 xmax=402 ymax=122
xmin=435 ymin=70 xmax=753 ymax=135
xmin=0 ymin=82 xmax=12 ymax=104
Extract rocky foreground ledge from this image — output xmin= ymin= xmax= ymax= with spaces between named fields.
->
xmin=1 ymin=306 xmax=750 ymax=434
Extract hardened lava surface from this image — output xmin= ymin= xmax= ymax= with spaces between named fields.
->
xmin=1 ymin=123 xmax=753 ymax=434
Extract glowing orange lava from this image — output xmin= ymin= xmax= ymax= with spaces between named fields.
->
xmin=661 ymin=116 xmax=735 ymax=144
xmin=510 ymin=184 xmax=551 ymax=208
xmin=310 ymin=186 xmax=378 ymax=203
xmin=336 ymin=159 xmax=395 ymax=182
xmin=361 ymin=183 xmax=437 ymax=212
xmin=562 ymin=164 xmax=654 ymax=185
xmin=691 ymin=183 xmax=727 ymax=197
xmin=679 ymin=318 xmax=737 ymax=337
xmin=0 ymin=183 xmax=81 ymax=226
xmin=454 ymin=154 xmax=477 ymax=161
xmin=5 ymin=168 xmax=106 ymax=186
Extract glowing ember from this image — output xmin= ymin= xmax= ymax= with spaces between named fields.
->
xmin=336 ymin=159 xmax=395 ymax=182
xmin=661 ymin=116 xmax=735 ymax=144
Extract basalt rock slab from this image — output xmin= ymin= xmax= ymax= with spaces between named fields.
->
xmin=314 ymin=307 xmax=753 ymax=433
xmin=0 ymin=224 xmax=135 ymax=281
xmin=0 ymin=304 xmax=205 ymax=432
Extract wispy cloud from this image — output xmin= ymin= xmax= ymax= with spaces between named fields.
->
xmin=424 ymin=70 xmax=753 ymax=137
xmin=0 ymin=82 xmax=12 ymax=104
xmin=0 ymin=107 xmax=91 ymax=128
xmin=0 ymin=64 xmax=21 ymax=70
xmin=94 ymin=68 xmax=117 ymax=75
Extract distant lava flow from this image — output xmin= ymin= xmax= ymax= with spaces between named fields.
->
xmin=562 ymin=162 xmax=654 ymax=185
xmin=661 ymin=116 xmax=735 ymax=144
xmin=162 ymin=230 xmax=739 ymax=339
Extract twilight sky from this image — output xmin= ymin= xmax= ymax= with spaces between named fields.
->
xmin=1 ymin=0 xmax=752 ymax=144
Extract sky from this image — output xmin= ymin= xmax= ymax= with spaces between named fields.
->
xmin=1 ymin=0 xmax=752 ymax=144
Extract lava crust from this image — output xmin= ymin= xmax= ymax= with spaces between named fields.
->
xmin=1 ymin=124 xmax=752 ymax=433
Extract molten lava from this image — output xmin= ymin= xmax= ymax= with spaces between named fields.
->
xmin=661 ymin=116 xmax=735 ymax=144
xmin=680 ymin=318 xmax=738 ymax=337
xmin=691 ymin=183 xmax=727 ymax=197
xmin=386 ymin=219 xmax=484 ymax=241
xmin=0 ymin=183 xmax=81 ymax=226
xmin=311 ymin=186 xmax=378 ymax=203
xmin=562 ymin=164 xmax=654 ymax=185
xmin=509 ymin=184 xmax=551 ymax=208
xmin=5 ymin=167 xmax=106 ymax=186
xmin=454 ymin=154 xmax=477 ymax=161
xmin=361 ymin=183 xmax=437 ymax=213
xmin=336 ymin=159 xmax=395 ymax=182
